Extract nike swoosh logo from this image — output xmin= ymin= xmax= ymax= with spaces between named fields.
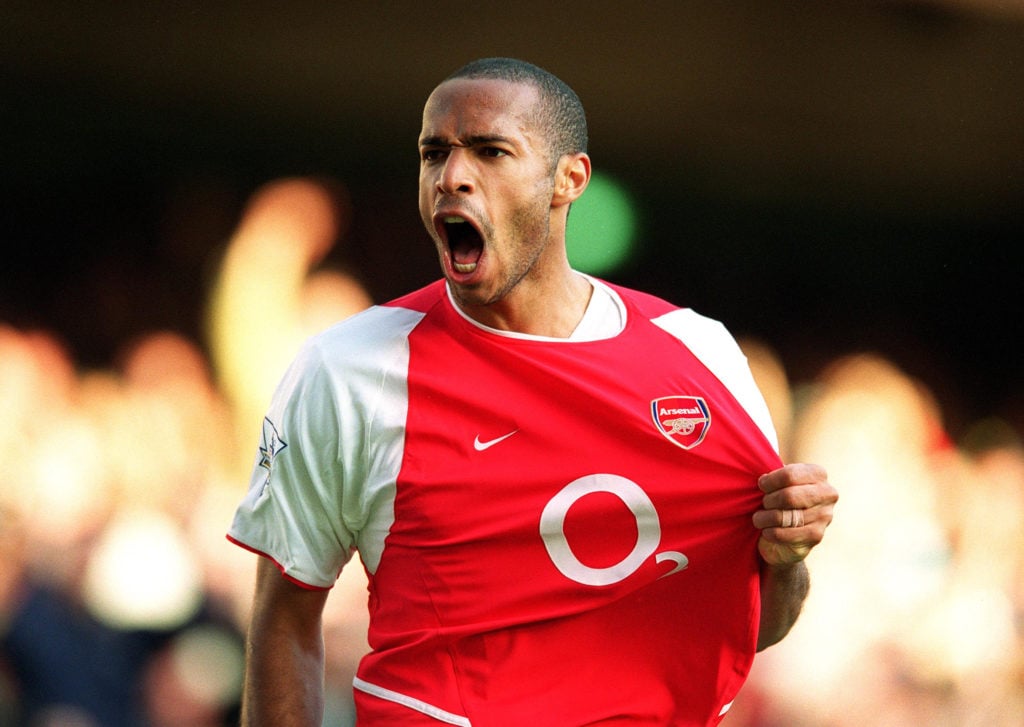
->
xmin=473 ymin=430 xmax=519 ymax=451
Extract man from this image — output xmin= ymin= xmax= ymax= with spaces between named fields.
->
xmin=228 ymin=57 xmax=837 ymax=726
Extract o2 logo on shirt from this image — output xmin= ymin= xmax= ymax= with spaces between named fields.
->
xmin=539 ymin=474 xmax=688 ymax=586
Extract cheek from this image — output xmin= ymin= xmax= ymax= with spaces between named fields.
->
xmin=511 ymin=188 xmax=554 ymax=233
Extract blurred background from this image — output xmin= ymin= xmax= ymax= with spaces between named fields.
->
xmin=1 ymin=1 xmax=1022 ymax=725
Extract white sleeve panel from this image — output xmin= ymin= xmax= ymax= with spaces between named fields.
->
xmin=228 ymin=305 xmax=423 ymax=587
xmin=651 ymin=309 xmax=780 ymax=455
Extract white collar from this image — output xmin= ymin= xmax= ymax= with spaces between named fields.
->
xmin=445 ymin=273 xmax=626 ymax=342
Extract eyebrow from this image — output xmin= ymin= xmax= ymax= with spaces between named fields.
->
xmin=418 ymin=134 xmax=516 ymax=148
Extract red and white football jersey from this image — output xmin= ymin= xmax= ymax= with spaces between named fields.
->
xmin=229 ymin=277 xmax=782 ymax=726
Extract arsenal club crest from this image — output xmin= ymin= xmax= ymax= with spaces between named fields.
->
xmin=651 ymin=396 xmax=711 ymax=450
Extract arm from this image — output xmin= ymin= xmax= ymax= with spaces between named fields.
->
xmin=756 ymin=560 xmax=809 ymax=651
xmin=242 ymin=556 xmax=331 ymax=727
xmin=752 ymin=463 xmax=837 ymax=651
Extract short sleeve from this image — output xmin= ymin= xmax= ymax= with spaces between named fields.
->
xmin=228 ymin=340 xmax=354 ymax=589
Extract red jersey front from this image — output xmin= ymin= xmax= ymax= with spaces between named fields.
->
xmin=229 ymin=278 xmax=782 ymax=726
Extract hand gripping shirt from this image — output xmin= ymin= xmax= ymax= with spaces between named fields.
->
xmin=228 ymin=277 xmax=783 ymax=726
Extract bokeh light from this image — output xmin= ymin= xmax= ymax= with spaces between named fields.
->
xmin=566 ymin=171 xmax=638 ymax=275
xmin=82 ymin=509 xmax=204 ymax=631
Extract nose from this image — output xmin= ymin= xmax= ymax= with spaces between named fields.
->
xmin=436 ymin=148 xmax=474 ymax=195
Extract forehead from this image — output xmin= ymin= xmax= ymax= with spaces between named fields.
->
xmin=420 ymin=78 xmax=542 ymax=143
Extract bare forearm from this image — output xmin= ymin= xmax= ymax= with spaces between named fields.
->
xmin=242 ymin=625 xmax=325 ymax=726
xmin=241 ymin=559 xmax=330 ymax=727
xmin=756 ymin=560 xmax=809 ymax=651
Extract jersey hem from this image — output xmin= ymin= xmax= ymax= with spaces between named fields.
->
xmin=225 ymin=534 xmax=332 ymax=591
xmin=353 ymin=676 xmax=472 ymax=726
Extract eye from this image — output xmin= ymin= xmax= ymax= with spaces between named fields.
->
xmin=421 ymin=148 xmax=446 ymax=163
xmin=479 ymin=146 xmax=508 ymax=159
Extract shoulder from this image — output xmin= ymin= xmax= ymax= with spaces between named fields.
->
xmin=305 ymin=280 xmax=444 ymax=364
xmin=598 ymin=280 xmax=733 ymax=343
xmin=382 ymin=279 xmax=447 ymax=314
xmin=269 ymin=282 xmax=439 ymax=410
xmin=601 ymin=281 xmax=682 ymax=320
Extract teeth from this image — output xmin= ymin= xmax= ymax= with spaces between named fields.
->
xmin=441 ymin=215 xmax=477 ymax=274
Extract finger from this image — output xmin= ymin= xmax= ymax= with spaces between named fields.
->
xmin=757 ymin=518 xmax=822 ymax=554
xmin=761 ymin=483 xmax=836 ymax=511
xmin=758 ymin=462 xmax=829 ymax=494
xmin=753 ymin=502 xmax=833 ymax=532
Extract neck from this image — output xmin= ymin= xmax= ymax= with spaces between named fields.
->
xmin=456 ymin=268 xmax=594 ymax=338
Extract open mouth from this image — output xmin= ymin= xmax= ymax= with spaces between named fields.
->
xmin=442 ymin=216 xmax=484 ymax=274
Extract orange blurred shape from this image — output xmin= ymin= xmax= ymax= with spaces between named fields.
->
xmin=230 ymin=177 xmax=349 ymax=265
xmin=299 ymin=270 xmax=374 ymax=339
xmin=119 ymin=331 xmax=214 ymax=391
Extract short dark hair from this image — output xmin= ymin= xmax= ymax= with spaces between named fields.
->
xmin=443 ymin=57 xmax=588 ymax=161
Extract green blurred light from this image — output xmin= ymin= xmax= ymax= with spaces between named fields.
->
xmin=566 ymin=172 xmax=638 ymax=275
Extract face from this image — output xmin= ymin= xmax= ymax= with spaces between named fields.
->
xmin=418 ymin=78 xmax=560 ymax=310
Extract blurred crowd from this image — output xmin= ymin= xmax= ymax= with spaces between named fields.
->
xmin=2 ymin=178 xmax=1021 ymax=726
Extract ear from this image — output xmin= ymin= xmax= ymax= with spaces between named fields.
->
xmin=551 ymin=153 xmax=591 ymax=208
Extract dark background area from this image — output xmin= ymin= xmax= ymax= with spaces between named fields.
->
xmin=2 ymin=1 xmax=1022 ymax=438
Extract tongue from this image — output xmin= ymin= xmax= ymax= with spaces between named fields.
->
xmin=452 ymin=237 xmax=482 ymax=267
xmin=450 ymin=227 xmax=483 ymax=273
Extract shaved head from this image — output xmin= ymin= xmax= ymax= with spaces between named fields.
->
xmin=442 ymin=57 xmax=588 ymax=165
